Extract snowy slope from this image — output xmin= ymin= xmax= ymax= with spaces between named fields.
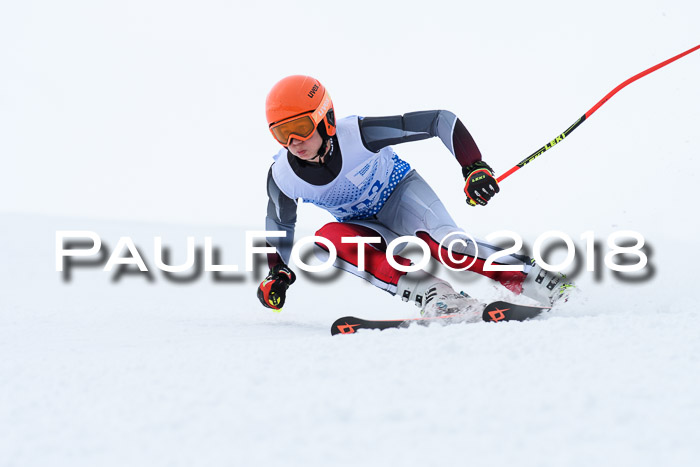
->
xmin=2 ymin=209 xmax=699 ymax=467
xmin=2 ymin=1 xmax=700 ymax=466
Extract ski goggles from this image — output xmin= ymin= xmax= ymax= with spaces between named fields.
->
xmin=269 ymin=93 xmax=333 ymax=146
xmin=269 ymin=113 xmax=317 ymax=146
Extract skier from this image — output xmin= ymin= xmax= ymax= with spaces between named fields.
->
xmin=257 ymin=75 xmax=572 ymax=320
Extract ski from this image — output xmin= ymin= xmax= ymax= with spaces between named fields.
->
xmin=330 ymin=301 xmax=551 ymax=335
xmin=482 ymin=300 xmax=551 ymax=322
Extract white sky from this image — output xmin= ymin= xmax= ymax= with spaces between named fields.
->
xmin=1 ymin=0 xmax=698 ymax=228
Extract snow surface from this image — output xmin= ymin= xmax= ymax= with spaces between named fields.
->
xmin=2 ymin=1 xmax=700 ymax=466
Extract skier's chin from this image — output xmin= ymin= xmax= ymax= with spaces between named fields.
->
xmin=293 ymin=149 xmax=315 ymax=160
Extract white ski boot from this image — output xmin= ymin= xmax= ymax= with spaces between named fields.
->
xmin=396 ymin=271 xmax=484 ymax=322
xmin=421 ymin=282 xmax=484 ymax=321
xmin=520 ymin=261 xmax=575 ymax=306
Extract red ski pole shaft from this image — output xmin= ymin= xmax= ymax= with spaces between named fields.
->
xmin=497 ymin=44 xmax=700 ymax=183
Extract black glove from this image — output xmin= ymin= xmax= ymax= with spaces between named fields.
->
xmin=462 ymin=161 xmax=500 ymax=206
xmin=257 ymin=264 xmax=296 ymax=311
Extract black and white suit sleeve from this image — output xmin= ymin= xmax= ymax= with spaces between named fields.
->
xmin=358 ymin=110 xmax=483 ymax=167
xmin=265 ymin=166 xmax=297 ymax=268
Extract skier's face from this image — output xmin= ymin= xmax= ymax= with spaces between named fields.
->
xmin=288 ymin=129 xmax=324 ymax=161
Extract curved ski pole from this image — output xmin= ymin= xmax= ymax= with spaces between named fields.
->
xmin=497 ymin=44 xmax=700 ymax=183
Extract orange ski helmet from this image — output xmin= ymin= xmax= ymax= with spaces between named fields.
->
xmin=265 ymin=75 xmax=336 ymax=146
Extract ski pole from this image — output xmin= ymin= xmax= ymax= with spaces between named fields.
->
xmin=497 ymin=44 xmax=700 ymax=183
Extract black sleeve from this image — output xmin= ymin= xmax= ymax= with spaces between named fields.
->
xmin=358 ymin=110 xmax=482 ymax=167
xmin=265 ymin=166 xmax=298 ymax=268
